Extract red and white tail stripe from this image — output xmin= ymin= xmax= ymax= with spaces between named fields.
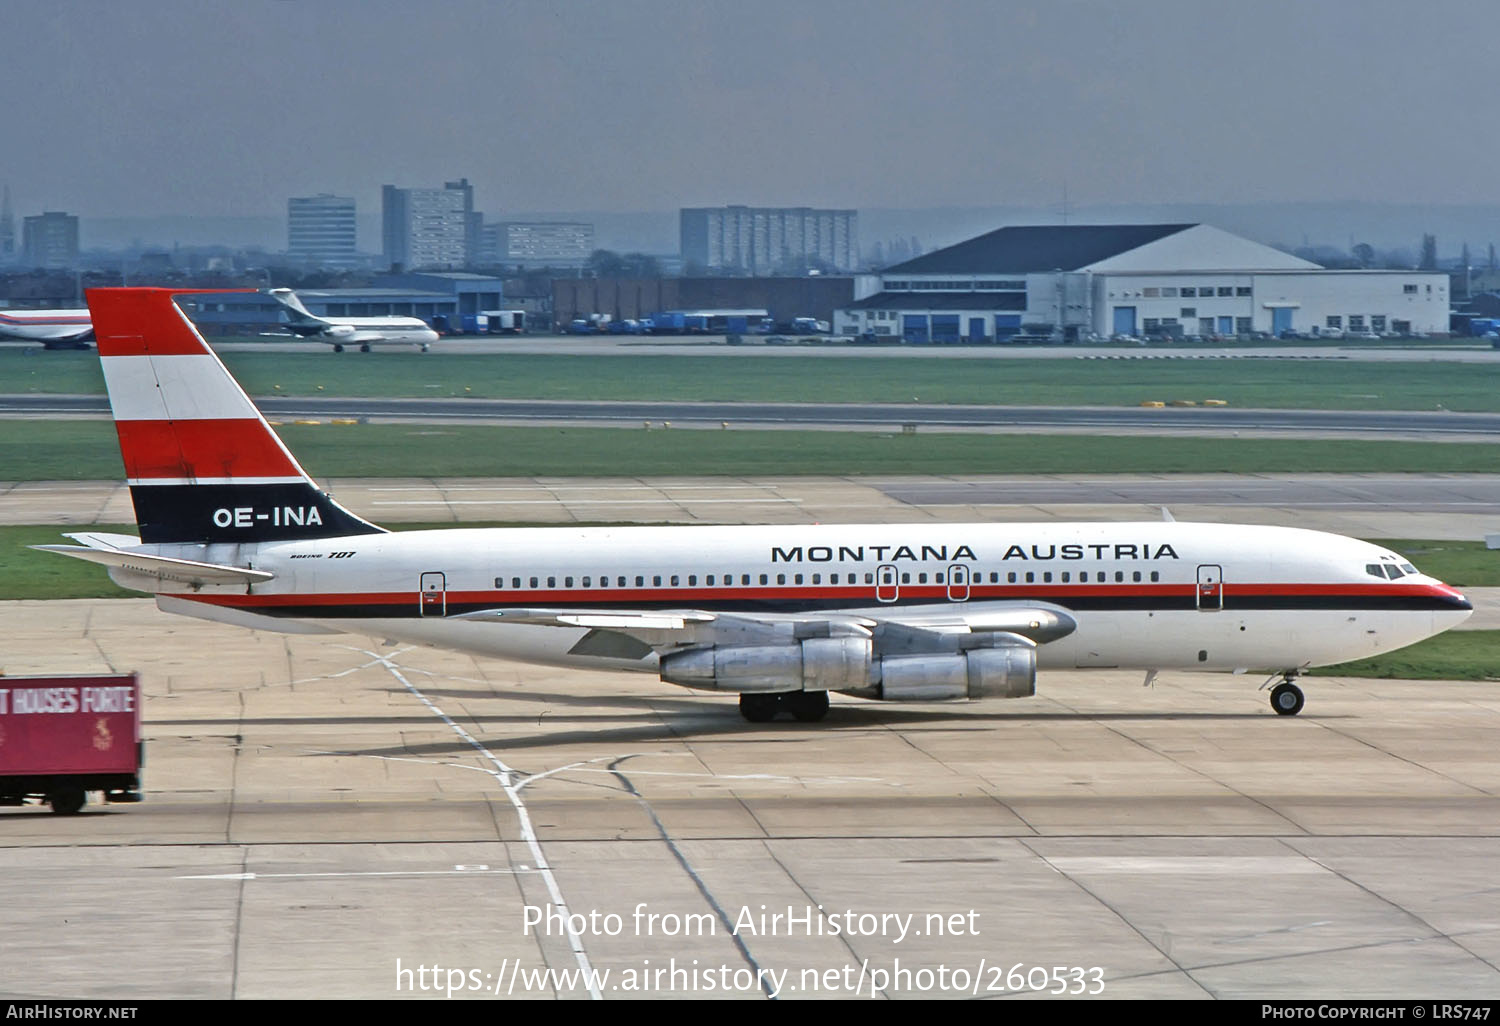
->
xmin=89 ymin=288 xmax=311 ymax=487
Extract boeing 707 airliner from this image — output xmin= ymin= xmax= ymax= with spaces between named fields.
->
xmin=38 ymin=288 xmax=1473 ymax=722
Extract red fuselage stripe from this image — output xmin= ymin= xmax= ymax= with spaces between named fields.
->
xmin=183 ymin=581 xmax=1462 ymax=609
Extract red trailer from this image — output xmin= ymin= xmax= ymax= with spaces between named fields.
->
xmin=0 ymin=673 xmax=143 ymax=815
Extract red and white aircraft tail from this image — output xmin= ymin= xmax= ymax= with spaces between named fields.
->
xmin=87 ymin=288 xmax=383 ymax=545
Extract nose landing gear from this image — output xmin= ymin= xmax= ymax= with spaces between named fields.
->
xmin=1265 ymin=672 xmax=1305 ymax=716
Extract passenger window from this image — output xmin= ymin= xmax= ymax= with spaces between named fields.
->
xmin=1133 ymin=571 xmax=1141 ymax=582
xmin=547 ymin=576 xmax=556 ymax=588
xmin=830 ymin=573 xmax=839 ymax=584
xmin=777 ymin=574 xmax=786 ymax=585
xmin=530 ymin=577 xmax=538 ymax=589
xmin=812 ymin=573 xmax=821 ymax=584
xmin=565 ymin=576 xmax=574 ymax=588
xmin=990 ymin=572 xmax=1000 ymax=583
xmin=935 ymin=572 xmax=944 ymax=584
xmin=864 ymin=573 xmax=873 ymax=584
xmin=1061 ymin=572 xmax=1070 ymax=583
xmin=671 ymin=575 xmax=680 ymax=586
xmin=1043 ymin=572 xmax=1052 ymax=583
xmin=794 ymin=574 xmax=804 ymax=584
xmin=760 ymin=574 xmax=768 ymax=585
xmin=635 ymin=576 xmax=643 ymax=587
xmin=1150 ymin=571 xmax=1159 ymax=582
xmin=494 ymin=577 xmax=504 ymax=589
xmin=918 ymin=573 xmax=928 ymax=584
xmin=901 ymin=573 xmax=910 ymax=584
xmin=688 ymin=575 xmax=697 ymax=586
xmin=1025 ymin=572 xmax=1034 ymax=583
xmin=1116 ymin=571 xmax=1124 ymax=582
xmin=706 ymin=575 xmax=714 ymax=585
xmin=653 ymin=575 xmax=662 ymax=586
xmin=616 ymin=576 xmax=625 ymax=587
xmin=582 ymin=576 xmax=591 ymax=587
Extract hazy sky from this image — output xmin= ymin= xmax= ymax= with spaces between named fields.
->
xmin=4 ymin=0 xmax=1497 ymax=219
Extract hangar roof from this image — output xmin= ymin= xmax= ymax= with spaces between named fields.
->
xmin=885 ymin=224 xmax=1195 ymax=274
xmin=845 ymin=292 xmax=1027 ymax=311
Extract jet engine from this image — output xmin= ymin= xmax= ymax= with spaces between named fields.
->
xmin=658 ymin=630 xmax=1037 ymax=702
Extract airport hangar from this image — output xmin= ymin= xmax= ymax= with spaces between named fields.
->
xmin=834 ymin=223 xmax=1451 ymax=342
xmin=182 ymin=271 xmax=504 ymax=335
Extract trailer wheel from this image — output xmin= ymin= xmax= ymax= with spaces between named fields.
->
xmin=48 ymin=787 xmax=86 ymax=815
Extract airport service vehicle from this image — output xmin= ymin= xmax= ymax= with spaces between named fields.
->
xmin=39 ymin=288 xmax=1473 ymax=723
xmin=266 ymin=288 xmax=439 ymax=353
xmin=482 ymin=310 xmax=526 ymax=334
xmin=0 ymin=308 xmax=93 ymax=348
xmin=0 ymin=674 xmax=142 ymax=814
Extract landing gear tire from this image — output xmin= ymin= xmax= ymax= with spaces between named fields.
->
xmin=333 ymin=343 xmax=345 ymax=353
xmin=359 ymin=343 xmax=371 ymax=353
xmin=1270 ymin=681 xmax=1305 ymax=716
xmin=739 ymin=693 xmax=780 ymax=723
xmin=47 ymin=787 xmax=86 ymax=815
xmin=784 ymin=690 xmax=829 ymax=723
xmin=420 ymin=343 xmax=431 ymax=352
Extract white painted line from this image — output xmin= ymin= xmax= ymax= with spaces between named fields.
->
xmin=365 ymin=485 xmax=788 ymax=493
xmin=371 ymin=498 xmax=801 ymax=507
xmin=362 ymin=649 xmax=603 ymax=1000
xmin=1046 ymin=856 xmax=1328 ymax=875
xmin=177 ymin=868 xmax=537 ymax=881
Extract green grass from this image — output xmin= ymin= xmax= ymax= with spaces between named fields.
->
xmin=1366 ymin=539 xmax=1500 ymax=587
xmin=4 ymin=420 xmax=1500 ymax=481
xmin=1314 ymin=630 xmax=1500 ymax=680
xmin=9 ymin=348 xmax=1500 ymax=411
xmin=10 ymin=524 xmax=1492 ymax=684
xmin=0 ymin=525 xmax=139 ymax=600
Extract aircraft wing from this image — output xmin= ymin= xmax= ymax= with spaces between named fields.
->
xmin=33 ymin=532 xmax=274 ymax=589
xmin=456 ymin=601 xmax=1077 ymax=658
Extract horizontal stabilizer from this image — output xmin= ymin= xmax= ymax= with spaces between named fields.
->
xmin=33 ymin=543 xmax=274 ymax=588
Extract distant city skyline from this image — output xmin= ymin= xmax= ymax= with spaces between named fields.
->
xmin=3 ymin=0 xmax=1499 ymax=223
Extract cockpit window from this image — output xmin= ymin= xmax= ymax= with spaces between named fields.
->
xmin=1401 ymin=563 xmax=1417 ymax=575
xmin=1366 ymin=564 xmax=1385 ymax=579
xmin=1383 ymin=565 xmax=1404 ymax=579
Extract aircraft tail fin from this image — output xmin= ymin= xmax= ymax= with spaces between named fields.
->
xmin=87 ymin=288 xmax=385 ymax=545
xmin=265 ymin=287 xmax=321 ymax=323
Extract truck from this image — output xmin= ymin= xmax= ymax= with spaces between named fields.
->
xmin=0 ymin=673 xmax=143 ymax=815
xmin=481 ymin=310 xmax=526 ymax=334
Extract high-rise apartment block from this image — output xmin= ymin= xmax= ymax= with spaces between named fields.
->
xmin=482 ymin=222 xmax=594 ymax=266
xmin=21 ymin=211 xmax=79 ymax=269
xmin=680 ymin=206 xmax=858 ymax=274
xmin=287 ymin=194 xmax=357 ymax=268
xmin=382 ymin=179 xmax=475 ymax=270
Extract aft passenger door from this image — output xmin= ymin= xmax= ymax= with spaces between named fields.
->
xmin=1196 ymin=564 xmax=1223 ymax=611
xmin=419 ymin=572 xmax=447 ymax=616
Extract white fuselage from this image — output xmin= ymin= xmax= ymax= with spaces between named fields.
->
xmin=0 ymin=309 xmax=92 ymax=342
xmin=286 ymin=315 xmax=439 ymax=348
xmin=128 ymin=521 xmax=1471 ymax=678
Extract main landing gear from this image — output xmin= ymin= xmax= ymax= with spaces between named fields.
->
xmin=738 ymin=690 xmax=830 ymax=723
xmin=1267 ymin=673 xmax=1305 ymax=716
